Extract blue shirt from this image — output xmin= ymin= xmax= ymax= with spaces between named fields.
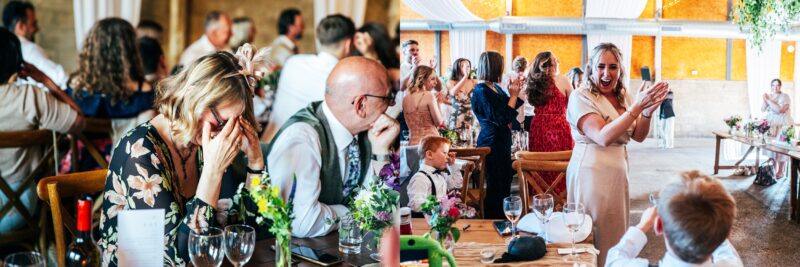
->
xmin=66 ymin=82 xmax=154 ymax=118
xmin=471 ymin=82 xmax=523 ymax=148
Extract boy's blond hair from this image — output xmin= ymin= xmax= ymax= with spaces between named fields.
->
xmin=657 ymin=170 xmax=737 ymax=263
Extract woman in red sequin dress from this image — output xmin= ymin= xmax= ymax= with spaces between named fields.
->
xmin=525 ymin=51 xmax=574 ymax=196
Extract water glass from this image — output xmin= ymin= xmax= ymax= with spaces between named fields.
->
xmin=562 ymin=203 xmax=586 ymax=262
xmin=533 ymin=194 xmax=554 ymax=242
xmin=339 ymin=214 xmax=363 ymax=254
xmin=4 ymin=252 xmax=45 ymax=267
xmin=503 ymin=196 xmax=523 ymax=239
xmin=224 ymin=224 xmax=255 ymax=267
xmin=189 ymin=227 xmax=225 ymax=267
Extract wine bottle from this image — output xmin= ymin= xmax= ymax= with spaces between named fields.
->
xmin=65 ymin=196 xmax=101 ymax=267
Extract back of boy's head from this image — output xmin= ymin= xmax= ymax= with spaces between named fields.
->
xmin=657 ymin=170 xmax=736 ymax=264
xmin=418 ymin=136 xmax=450 ymax=156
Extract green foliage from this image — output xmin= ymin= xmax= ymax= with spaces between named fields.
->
xmin=733 ymin=0 xmax=800 ymax=49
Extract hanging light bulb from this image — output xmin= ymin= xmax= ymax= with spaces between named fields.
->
xmin=788 ymin=45 xmax=795 ymax=53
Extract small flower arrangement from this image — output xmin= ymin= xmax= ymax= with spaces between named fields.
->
xmin=724 ymin=115 xmax=742 ymax=130
xmin=779 ymin=125 xmax=795 ymax=145
xmin=258 ymin=65 xmax=282 ymax=92
xmin=756 ymin=119 xmax=771 ymax=135
xmin=420 ymin=191 xmax=477 ymax=250
xmin=438 ymin=125 xmax=459 ymax=145
xmin=243 ymin=174 xmax=293 ymax=267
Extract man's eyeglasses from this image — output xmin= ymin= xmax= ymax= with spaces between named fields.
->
xmin=352 ymin=91 xmax=396 ymax=106
xmin=210 ymin=107 xmax=228 ymax=131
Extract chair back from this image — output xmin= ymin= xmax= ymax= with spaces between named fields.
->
xmin=36 ymin=170 xmax=107 ymax=267
xmin=70 ymin=118 xmax=112 ymax=171
xmin=451 ymin=147 xmax=491 ymax=218
xmin=512 ymin=151 xmax=571 ymax=215
xmin=0 ymin=129 xmax=56 ymax=253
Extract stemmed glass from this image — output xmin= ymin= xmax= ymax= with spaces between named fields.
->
xmin=503 ymin=196 xmax=523 ymax=240
xmin=532 ymin=194 xmax=554 ymax=242
xmin=562 ymin=203 xmax=586 ymax=262
xmin=4 ymin=252 xmax=45 ymax=267
xmin=189 ymin=227 xmax=225 ymax=267
xmin=224 ymin=224 xmax=256 ymax=267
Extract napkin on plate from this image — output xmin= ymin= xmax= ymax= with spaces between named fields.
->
xmin=517 ymin=212 xmax=592 ymax=243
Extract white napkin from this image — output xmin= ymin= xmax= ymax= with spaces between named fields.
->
xmin=516 ymin=212 xmax=592 ymax=243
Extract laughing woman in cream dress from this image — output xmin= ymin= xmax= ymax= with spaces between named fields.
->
xmin=763 ymin=78 xmax=793 ymax=178
xmin=565 ymin=43 xmax=669 ymax=266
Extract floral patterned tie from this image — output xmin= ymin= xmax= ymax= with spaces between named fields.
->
xmin=342 ymin=138 xmax=360 ymax=196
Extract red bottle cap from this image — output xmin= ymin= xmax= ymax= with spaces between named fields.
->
xmin=76 ymin=198 xmax=93 ymax=232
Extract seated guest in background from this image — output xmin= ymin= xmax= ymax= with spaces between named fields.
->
xmin=403 ymin=65 xmax=442 ymax=146
xmin=267 ymin=57 xmax=399 ymax=238
xmin=3 ymin=1 xmax=68 ymax=88
xmin=407 ymin=136 xmax=462 ymax=213
xmin=136 ymin=19 xmax=164 ymax=43
xmin=269 ymin=8 xmax=303 ymax=66
xmin=99 ymin=51 xmax=266 ymax=266
xmin=178 ymin=10 xmax=232 ymax=68
xmin=66 ymin=18 xmax=156 ymax=171
xmin=0 ymin=28 xmax=85 ymax=234
xmin=567 ymin=67 xmax=584 ymax=90
xmin=229 ymin=16 xmax=255 ymax=50
xmin=353 ymin=22 xmax=401 ymax=118
xmin=263 ymin=14 xmax=355 ymax=143
xmin=138 ymin=36 xmax=167 ymax=83
xmin=472 ymin=51 xmax=524 ymax=219
xmin=606 ymin=170 xmax=742 ymax=267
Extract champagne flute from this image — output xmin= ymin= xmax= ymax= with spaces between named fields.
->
xmin=533 ymin=194 xmax=554 ymax=242
xmin=189 ymin=227 xmax=225 ymax=267
xmin=503 ymin=196 xmax=523 ymax=240
xmin=562 ymin=203 xmax=586 ymax=262
xmin=224 ymin=225 xmax=256 ymax=267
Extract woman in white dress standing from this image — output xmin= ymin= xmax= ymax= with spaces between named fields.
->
xmin=763 ymin=78 xmax=793 ymax=178
xmin=565 ymin=43 xmax=669 ymax=266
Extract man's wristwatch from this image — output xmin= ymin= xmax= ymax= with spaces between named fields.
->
xmin=371 ymin=154 xmax=390 ymax=161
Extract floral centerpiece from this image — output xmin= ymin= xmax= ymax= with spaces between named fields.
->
xmin=350 ymin=154 xmax=400 ymax=261
xmin=756 ymin=119 xmax=771 ymax=143
xmin=439 ymin=125 xmax=459 ymax=145
xmin=779 ymin=125 xmax=795 ymax=145
xmin=723 ymin=115 xmax=742 ymax=134
xmin=243 ymin=174 xmax=293 ymax=267
xmin=419 ymin=191 xmax=477 ymax=253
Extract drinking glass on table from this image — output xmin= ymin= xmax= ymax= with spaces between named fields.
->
xmin=562 ymin=202 xmax=586 ymax=262
xmin=224 ymin=224 xmax=255 ymax=267
xmin=189 ymin=227 xmax=225 ymax=267
xmin=4 ymin=251 xmax=45 ymax=267
xmin=503 ymin=196 xmax=523 ymax=240
xmin=532 ymin=193 xmax=554 ymax=242
xmin=339 ymin=214 xmax=363 ymax=254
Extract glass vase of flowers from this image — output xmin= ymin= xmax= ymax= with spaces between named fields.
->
xmin=756 ymin=119 xmax=771 ymax=144
xmin=724 ymin=115 xmax=742 ymax=134
xmin=244 ymin=175 xmax=293 ymax=267
xmin=350 ymin=155 xmax=400 ymax=262
xmin=420 ymin=191 xmax=477 ymax=255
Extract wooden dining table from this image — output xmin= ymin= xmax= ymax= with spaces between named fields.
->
xmin=408 ymin=218 xmax=597 ymax=266
xmin=226 ymin=233 xmax=379 ymax=267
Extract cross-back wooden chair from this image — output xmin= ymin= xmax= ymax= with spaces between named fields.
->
xmin=0 ymin=129 xmax=58 ymax=254
xmin=36 ymin=169 xmax=107 ymax=267
xmin=513 ymin=150 xmax=572 ymax=215
xmin=70 ymin=118 xmax=112 ymax=171
xmin=451 ymin=147 xmax=491 ymax=218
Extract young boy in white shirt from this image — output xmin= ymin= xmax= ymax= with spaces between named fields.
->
xmin=406 ymin=136 xmax=463 ymax=213
xmin=606 ymin=170 xmax=743 ymax=267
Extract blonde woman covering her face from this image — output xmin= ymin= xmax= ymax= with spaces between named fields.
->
xmin=565 ymin=43 xmax=669 ymax=266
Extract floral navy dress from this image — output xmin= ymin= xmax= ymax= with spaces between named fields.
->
xmin=98 ymin=122 xmax=265 ymax=267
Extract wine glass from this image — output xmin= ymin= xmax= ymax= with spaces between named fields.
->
xmin=532 ymin=194 xmax=554 ymax=242
xmin=189 ymin=227 xmax=225 ymax=267
xmin=4 ymin=252 xmax=45 ymax=267
xmin=503 ymin=196 xmax=523 ymax=240
xmin=224 ymin=224 xmax=255 ymax=267
xmin=562 ymin=203 xmax=586 ymax=262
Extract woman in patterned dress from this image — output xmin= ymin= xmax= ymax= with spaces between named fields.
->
xmin=447 ymin=58 xmax=478 ymax=144
xmin=525 ymin=51 xmax=574 ymax=197
xmin=99 ymin=52 xmax=267 ymax=266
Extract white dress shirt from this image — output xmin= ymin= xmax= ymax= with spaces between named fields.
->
xmin=178 ymin=35 xmax=231 ymax=67
xmin=606 ymin=227 xmax=744 ymax=267
xmin=269 ymin=35 xmax=297 ymax=66
xmin=267 ymin=101 xmax=383 ymax=238
xmin=19 ymin=36 xmax=68 ymax=88
xmin=262 ymin=52 xmax=339 ymax=143
xmin=406 ymin=163 xmax=463 ymax=213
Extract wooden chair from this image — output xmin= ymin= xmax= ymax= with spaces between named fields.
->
xmin=36 ymin=170 xmax=107 ymax=267
xmin=0 ymin=130 xmax=57 ymax=254
xmin=451 ymin=147 xmax=491 ymax=218
xmin=513 ymin=150 xmax=572 ymax=215
xmin=69 ymin=118 xmax=113 ymax=171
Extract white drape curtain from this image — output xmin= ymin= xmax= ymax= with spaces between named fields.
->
xmin=585 ymin=0 xmax=647 ymax=91
xmin=745 ymin=39 xmax=782 ymax=118
xmin=73 ymin=0 xmax=141 ymax=49
xmin=402 ymin=0 xmax=485 ymax=69
xmin=313 ymin=0 xmax=367 ymax=28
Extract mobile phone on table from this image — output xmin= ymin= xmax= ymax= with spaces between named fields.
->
xmin=493 ymin=220 xmax=512 ymax=236
xmin=640 ymin=67 xmax=651 ymax=81
xmin=290 ymin=245 xmax=344 ymax=266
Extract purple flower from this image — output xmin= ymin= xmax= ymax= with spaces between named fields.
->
xmin=374 ymin=211 xmax=391 ymax=221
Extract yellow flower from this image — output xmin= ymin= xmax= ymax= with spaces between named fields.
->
xmin=257 ymin=198 xmax=267 ymax=213
xmin=251 ymin=176 xmax=261 ymax=188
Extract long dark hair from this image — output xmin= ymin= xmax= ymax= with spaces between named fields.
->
xmin=449 ymin=58 xmax=471 ymax=81
xmin=0 ymin=28 xmax=22 ymax=84
xmin=477 ymin=51 xmax=503 ymax=83
xmin=526 ymin=51 xmax=556 ymax=106
xmin=70 ymin=17 xmax=145 ymax=105
xmin=354 ymin=23 xmax=399 ymax=69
